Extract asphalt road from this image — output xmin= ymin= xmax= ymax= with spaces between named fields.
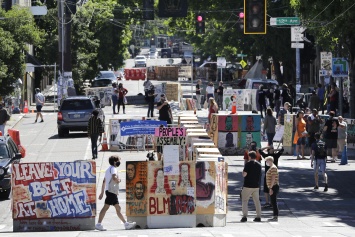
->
xmin=0 ymin=104 xmax=354 ymax=236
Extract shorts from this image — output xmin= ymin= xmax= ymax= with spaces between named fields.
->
xmin=325 ymin=138 xmax=337 ymax=149
xmin=337 ymin=138 xmax=346 ymax=152
xmin=297 ymin=137 xmax=306 ymax=145
xmin=105 ymin=190 xmax=119 ymax=206
xmin=314 ymin=159 xmax=326 ymax=174
xmin=36 ymin=105 xmax=43 ymax=112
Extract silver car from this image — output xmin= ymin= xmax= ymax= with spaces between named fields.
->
xmin=57 ymin=97 xmax=105 ymax=137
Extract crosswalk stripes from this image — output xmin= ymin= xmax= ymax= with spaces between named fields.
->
xmin=221 ymin=234 xmax=234 ymax=237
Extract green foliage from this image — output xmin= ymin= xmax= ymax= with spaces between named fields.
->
xmin=0 ymin=6 xmax=44 ymax=96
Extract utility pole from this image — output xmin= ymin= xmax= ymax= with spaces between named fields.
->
xmin=58 ymin=0 xmax=76 ymax=106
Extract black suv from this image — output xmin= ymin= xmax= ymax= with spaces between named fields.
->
xmin=57 ymin=96 xmax=105 ymax=137
xmin=0 ymin=135 xmax=22 ymax=199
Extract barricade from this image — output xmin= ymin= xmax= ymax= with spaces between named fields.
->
xmin=8 ymin=129 xmax=26 ymax=158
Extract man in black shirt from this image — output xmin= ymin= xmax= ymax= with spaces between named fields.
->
xmin=217 ymin=81 xmax=224 ymax=108
xmin=258 ymin=85 xmax=267 ymax=118
xmin=196 ymin=79 xmax=202 ymax=110
xmin=157 ymin=94 xmax=173 ymax=125
xmin=147 ymin=85 xmax=157 ymax=118
xmin=241 ymin=151 xmax=262 ymax=222
xmin=323 ymin=111 xmax=339 ymax=162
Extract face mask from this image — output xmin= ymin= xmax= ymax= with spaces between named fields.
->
xmin=115 ymin=161 xmax=121 ymax=167
xmin=266 ymin=162 xmax=271 ymax=167
xmin=161 ymin=98 xmax=166 ymax=102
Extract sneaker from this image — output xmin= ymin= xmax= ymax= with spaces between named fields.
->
xmin=268 ymin=216 xmax=278 ymax=222
xmin=240 ymin=217 xmax=247 ymax=222
xmin=124 ymin=221 xmax=136 ymax=230
xmin=324 ymin=184 xmax=328 ymax=192
xmin=253 ymin=217 xmax=261 ymax=222
xmin=314 ymin=185 xmax=319 ymax=190
xmin=263 ymin=203 xmax=272 ymax=208
xmin=95 ymin=223 xmax=106 ymax=231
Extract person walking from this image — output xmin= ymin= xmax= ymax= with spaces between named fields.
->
xmin=277 ymin=102 xmax=290 ymax=126
xmin=34 ymin=88 xmax=45 ymax=123
xmin=241 ymin=151 xmax=262 ymax=223
xmin=143 ymin=78 xmax=152 ymax=98
xmin=96 ymin=156 xmax=136 ymax=231
xmin=267 ymin=86 xmax=275 ymax=110
xmin=337 ymin=116 xmax=347 ymax=160
xmin=311 ymin=133 xmax=328 ymax=192
xmin=288 ymin=84 xmax=296 ymax=107
xmin=206 ymin=82 xmax=215 ymax=101
xmin=274 ymin=85 xmax=281 ymax=117
xmin=88 ymin=110 xmax=104 ymax=160
xmin=111 ymin=89 xmax=118 ymax=114
xmin=309 ymin=90 xmax=320 ymax=111
xmin=294 ymin=110 xmax=307 ymax=159
xmin=208 ymin=98 xmax=218 ymax=124
xmin=117 ymin=83 xmax=128 ymax=114
xmin=263 ymin=108 xmax=277 ymax=147
xmin=323 ymin=111 xmax=339 ymax=162
xmin=317 ymin=84 xmax=325 ymax=114
xmin=195 ymin=79 xmax=202 ymax=110
xmin=0 ymin=102 xmax=10 ymax=135
xmin=328 ymin=83 xmax=339 ymax=114
xmin=281 ymin=84 xmax=292 ymax=112
xmin=258 ymin=85 xmax=267 ymax=118
xmin=147 ymin=85 xmax=157 ymax=118
xmin=307 ymin=109 xmax=323 ymax=151
xmin=217 ymin=81 xmax=224 ymax=108
xmin=157 ymin=94 xmax=173 ymax=125
xmin=265 ymin=156 xmax=280 ymax=222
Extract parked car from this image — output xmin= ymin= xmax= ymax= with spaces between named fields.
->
xmin=149 ymin=51 xmax=158 ymax=59
xmin=90 ymin=79 xmax=113 ymax=88
xmin=57 ymin=96 xmax=105 ymax=137
xmin=244 ymin=78 xmax=279 ymax=90
xmin=0 ymin=135 xmax=23 ymax=199
xmin=95 ymin=71 xmax=116 ymax=81
xmin=134 ymin=55 xmax=147 ymax=67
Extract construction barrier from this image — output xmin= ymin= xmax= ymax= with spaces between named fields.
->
xmin=8 ymin=129 xmax=26 ymax=158
xmin=23 ymin=100 xmax=29 ymax=113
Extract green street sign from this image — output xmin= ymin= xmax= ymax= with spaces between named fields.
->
xmin=237 ymin=54 xmax=247 ymax=57
xmin=270 ymin=17 xmax=300 ymax=26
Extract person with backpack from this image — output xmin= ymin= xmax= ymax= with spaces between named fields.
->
xmin=311 ymin=133 xmax=328 ymax=192
xmin=0 ymin=102 xmax=11 ymax=135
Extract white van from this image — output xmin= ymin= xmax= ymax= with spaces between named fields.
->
xmin=245 ymin=78 xmax=279 ymax=89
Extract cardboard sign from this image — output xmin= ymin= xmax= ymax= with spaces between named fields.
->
xmin=155 ymin=127 xmax=186 ymax=137
xmin=155 ymin=137 xmax=186 ymax=146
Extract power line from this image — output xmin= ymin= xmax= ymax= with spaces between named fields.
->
xmin=308 ymin=0 xmax=335 ymax=22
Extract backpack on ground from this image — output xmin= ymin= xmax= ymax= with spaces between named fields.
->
xmin=315 ymin=141 xmax=327 ymax=158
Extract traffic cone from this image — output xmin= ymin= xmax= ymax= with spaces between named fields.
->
xmin=23 ymin=100 xmax=29 ymax=113
xmin=339 ymin=145 xmax=348 ymax=165
xmin=0 ymin=131 xmax=2 ymax=136
xmin=101 ymin=132 xmax=109 ymax=151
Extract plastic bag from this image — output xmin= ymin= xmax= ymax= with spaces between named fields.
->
xmin=204 ymin=100 xmax=208 ymax=109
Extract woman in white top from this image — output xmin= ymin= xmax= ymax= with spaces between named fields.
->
xmin=206 ymin=81 xmax=215 ymax=105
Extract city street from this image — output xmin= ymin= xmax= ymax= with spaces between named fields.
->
xmin=0 ymin=104 xmax=354 ymax=237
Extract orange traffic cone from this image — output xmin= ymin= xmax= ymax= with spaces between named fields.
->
xmin=23 ymin=100 xmax=29 ymax=113
xmin=101 ymin=132 xmax=109 ymax=151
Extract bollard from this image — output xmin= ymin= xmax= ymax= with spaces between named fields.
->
xmin=339 ymin=145 xmax=348 ymax=165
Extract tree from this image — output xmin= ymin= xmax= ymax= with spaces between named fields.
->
xmin=291 ymin=0 xmax=355 ymax=117
xmin=0 ymin=6 xmax=43 ymax=96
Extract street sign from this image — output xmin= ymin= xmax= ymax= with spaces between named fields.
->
xmin=332 ymin=58 xmax=349 ymax=77
xmin=270 ymin=17 xmax=300 ymax=26
xmin=217 ymin=57 xmax=226 ymax=68
xmin=237 ymin=54 xmax=248 ymax=58
xmin=320 ymin=52 xmax=332 ymax=77
xmin=240 ymin=60 xmax=247 ymax=68
xmin=291 ymin=26 xmax=306 ymax=42
xmin=291 ymin=43 xmax=304 ymax=48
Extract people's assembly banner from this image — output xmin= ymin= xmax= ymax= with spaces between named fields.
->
xmin=120 ymin=120 xmax=167 ymax=136
xmin=12 ymin=161 xmax=96 ymax=232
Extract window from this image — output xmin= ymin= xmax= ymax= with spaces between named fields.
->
xmin=0 ymin=144 xmax=9 ymax=158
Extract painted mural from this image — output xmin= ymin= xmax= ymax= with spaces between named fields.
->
xmin=215 ymin=162 xmax=227 ymax=214
xmin=147 ymin=161 xmax=196 ymax=216
xmin=218 ymin=115 xmax=239 ymax=132
xmin=126 ymin=161 xmax=148 ymax=216
xmin=195 ymin=162 xmax=216 ymax=214
xmin=239 ymin=115 xmax=261 ymax=132
xmin=12 ymin=161 xmax=96 ymax=231
xmin=239 ymin=131 xmax=261 ymax=149
xmin=283 ymin=114 xmax=294 ymax=147
xmin=84 ymin=87 xmax=112 ymax=106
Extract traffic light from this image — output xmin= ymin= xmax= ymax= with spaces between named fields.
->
xmin=195 ymin=13 xmax=205 ymax=34
xmin=237 ymin=12 xmax=244 ymax=32
xmin=244 ymin=0 xmax=267 ymax=34
xmin=143 ymin=0 xmax=154 ymax=20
